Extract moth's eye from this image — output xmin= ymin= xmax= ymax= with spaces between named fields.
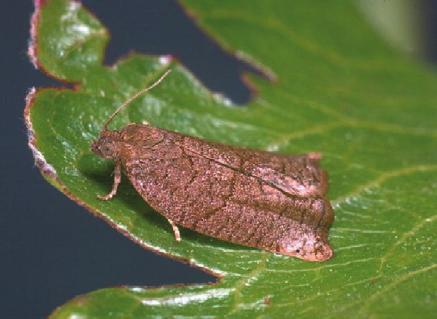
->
xmin=101 ymin=145 xmax=111 ymax=154
xmin=295 ymin=249 xmax=300 ymax=254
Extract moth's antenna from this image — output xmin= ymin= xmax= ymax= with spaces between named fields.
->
xmin=103 ymin=69 xmax=172 ymax=131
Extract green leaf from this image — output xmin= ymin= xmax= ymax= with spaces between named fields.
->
xmin=26 ymin=0 xmax=437 ymax=318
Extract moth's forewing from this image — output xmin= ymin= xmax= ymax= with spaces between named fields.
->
xmin=119 ymin=124 xmax=333 ymax=261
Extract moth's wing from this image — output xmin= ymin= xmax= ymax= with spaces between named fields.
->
xmin=122 ymin=142 xmax=333 ymax=260
xmin=179 ymin=135 xmax=328 ymax=197
xmin=240 ymin=149 xmax=328 ymax=197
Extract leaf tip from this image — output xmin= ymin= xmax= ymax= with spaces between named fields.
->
xmin=159 ymin=54 xmax=174 ymax=66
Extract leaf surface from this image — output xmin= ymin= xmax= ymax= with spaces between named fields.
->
xmin=26 ymin=0 xmax=437 ymax=318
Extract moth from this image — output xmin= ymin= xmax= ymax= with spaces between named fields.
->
xmin=91 ymin=70 xmax=334 ymax=262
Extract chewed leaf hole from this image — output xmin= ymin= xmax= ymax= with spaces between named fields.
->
xmin=82 ymin=0 xmax=273 ymax=104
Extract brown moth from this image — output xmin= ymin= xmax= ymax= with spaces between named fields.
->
xmin=91 ymin=70 xmax=334 ymax=262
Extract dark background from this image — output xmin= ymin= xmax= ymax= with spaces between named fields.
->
xmin=1 ymin=1 xmax=437 ymax=318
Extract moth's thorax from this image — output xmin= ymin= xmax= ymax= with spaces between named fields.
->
xmin=116 ymin=124 xmax=171 ymax=158
xmin=119 ymin=124 xmax=165 ymax=147
xmin=91 ymin=130 xmax=122 ymax=160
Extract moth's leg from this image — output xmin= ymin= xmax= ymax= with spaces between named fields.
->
xmin=98 ymin=162 xmax=121 ymax=201
xmin=167 ymin=218 xmax=181 ymax=242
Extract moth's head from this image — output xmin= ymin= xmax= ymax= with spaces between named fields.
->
xmin=278 ymin=234 xmax=333 ymax=262
xmin=91 ymin=130 xmax=121 ymax=160
xmin=91 ymin=69 xmax=172 ymax=160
